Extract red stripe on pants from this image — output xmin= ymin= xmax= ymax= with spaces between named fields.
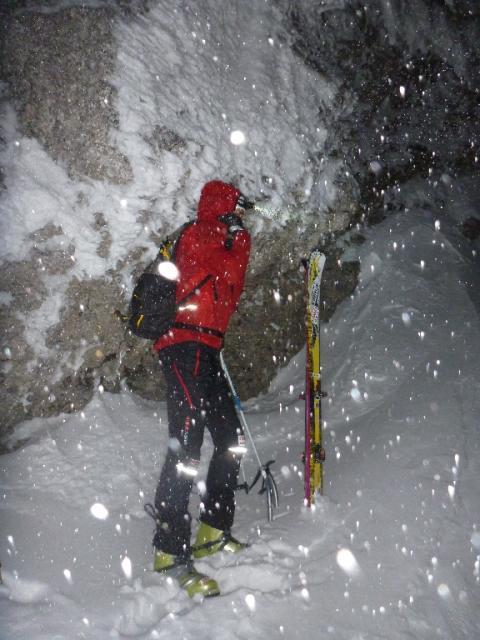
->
xmin=173 ymin=363 xmax=194 ymax=409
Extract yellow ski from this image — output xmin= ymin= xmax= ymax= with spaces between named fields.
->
xmin=304 ymin=250 xmax=326 ymax=506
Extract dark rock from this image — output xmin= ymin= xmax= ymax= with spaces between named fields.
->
xmin=462 ymin=217 xmax=480 ymax=240
xmin=1 ymin=7 xmax=133 ymax=184
xmin=287 ymin=0 xmax=480 ymax=223
xmin=147 ymin=126 xmax=187 ymax=155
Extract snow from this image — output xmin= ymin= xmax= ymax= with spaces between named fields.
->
xmin=1 ymin=0 xmax=480 ymax=636
xmin=1 ymin=205 xmax=479 ymax=639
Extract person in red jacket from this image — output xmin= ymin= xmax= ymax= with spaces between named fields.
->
xmin=150 ymin=180 xmax=253 ymax=598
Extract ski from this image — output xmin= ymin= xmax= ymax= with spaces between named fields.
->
xmin=304 ymin=250 xmax=326 ymax=507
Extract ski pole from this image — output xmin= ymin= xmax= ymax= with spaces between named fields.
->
xmin=220 ymin=351 xmax=279 ymax=522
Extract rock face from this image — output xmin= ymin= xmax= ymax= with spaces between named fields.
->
xmin=0 ymin=4 xmax=131 ymax=441
xmin=226 ymin=223 xmax=359 ymax=399
xmin=0 ymin=2 xmax=360 ymax=447
xmin=285 ymin=0 xmax=480 ymax=220
xmin=1 ymin=5 xmax=132 ymax=184
xmin=2 ymin=0 xmax=477 ymax=451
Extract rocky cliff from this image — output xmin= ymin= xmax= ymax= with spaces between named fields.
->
xmin=2 ymin=0 xmax=477 ymax=446
xmin=0 ymin=1 xmax=360 ymax=445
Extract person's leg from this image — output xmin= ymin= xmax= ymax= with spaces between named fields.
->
xmin=200 ymin=349 xmax=245 ymax=533
xmin=153 ymin=343 xmax=207 ymax=557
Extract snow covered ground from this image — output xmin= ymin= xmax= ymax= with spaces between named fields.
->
xmin=1 ymin=202 xmax=479 ymax=639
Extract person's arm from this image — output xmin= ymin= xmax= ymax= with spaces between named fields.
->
xmin=175 ymin=220 xmax=250 ymax=300
xmin=185 ymin=217 xmax=249 ymax=282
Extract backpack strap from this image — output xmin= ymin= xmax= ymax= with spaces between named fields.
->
xmin=177 ymin=274 xmax=212 ymax=306
xmin=173 ymin=322 xmax=225 ymax=340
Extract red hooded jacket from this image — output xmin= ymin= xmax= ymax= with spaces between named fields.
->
xmin=153 ymin=181 xmax=251 ymax=352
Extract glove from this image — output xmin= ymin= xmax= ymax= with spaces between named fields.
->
xmin=219 ymin=213 xmax=245 ymax=250
xmin=219 ymin=213 xmax=244 ymax=232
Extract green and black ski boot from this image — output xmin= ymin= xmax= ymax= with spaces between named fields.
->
xmin=192 ymin=522 xmax=248 ymax=559
xmin=153 ymin=550 xmax=220 ymax=598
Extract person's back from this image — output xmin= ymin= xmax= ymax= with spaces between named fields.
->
xmin=153 ymin=180 xmax=250 ymax=352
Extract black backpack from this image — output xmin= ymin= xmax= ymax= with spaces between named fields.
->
xmin=127 ymin=223 xmax=213 ymax=340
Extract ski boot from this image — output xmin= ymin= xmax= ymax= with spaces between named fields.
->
xmin=192 ymin=522 xmax=248 ymax=559
xmin=153 ymin=550 xmax=220 ymax=598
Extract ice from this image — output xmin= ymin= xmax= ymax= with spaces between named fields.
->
xmin=471 ymin=532 xmax=480 ymax=550
xmin=230 ymin=130 xmax=246 ymax=145
xmin=281 ymin=465 xmax=291 ymax=478
xmin=437 ymin=584 xmax=451 ymax=599
xmin=301 ymin=588 xmax=310 ymax=601
xmin=2 ymin=346 xmax=12 ymax=359
xmin=90 ymin=502 xmax=109 ymax=520
xmin=336 ymin=548 xmax=360 ymax=577
xmin=121 ymin=556 xmax=133 ymax=580
xmin=350 ymin=388 xmax=362 ymax=403
xmin=245 ymin=593 xmax=256 ymax=612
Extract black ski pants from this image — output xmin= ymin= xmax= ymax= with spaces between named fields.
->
xmin=153 ymin=342 xmax=244 ymax=557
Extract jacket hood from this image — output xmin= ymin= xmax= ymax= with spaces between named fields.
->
xmin=197 ymin=180 xmax=241 ymax=222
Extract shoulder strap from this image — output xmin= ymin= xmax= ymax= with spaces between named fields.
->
xmin=177 ymin=274 xmax=212 ymax=305
xmin=155 ymin=220 xmax=195 ymax=262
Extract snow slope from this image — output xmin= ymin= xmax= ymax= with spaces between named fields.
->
xmin=1 ymin=204 xmax=479 ymax=640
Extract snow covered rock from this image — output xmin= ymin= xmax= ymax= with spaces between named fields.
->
xmin=1 ymin=5 xmax=132 ymax=184
xmin=3 ymin=0 xmax=478 ymax=442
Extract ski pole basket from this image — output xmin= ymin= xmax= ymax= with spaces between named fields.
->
xmin=258 ymin=461 xmax=279 ymax=523
xmin=236 ymin=459 xmax=279 ymax=523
